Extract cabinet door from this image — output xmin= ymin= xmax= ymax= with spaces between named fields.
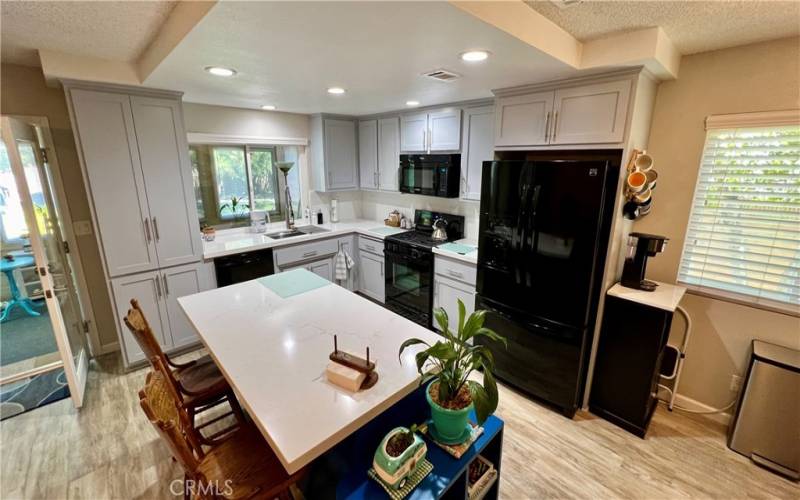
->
xmin=131 ymin=96 xmax=201 ymax=268
xmin=429 ymin=108 xmax=461 ymax=151
xmin=358 ymin=120 xmax=378 ymax=190
xmin=551 ymin=80 xmax=631 ymax=145
xmin=359 ymin=251 xmax=385 ymax=303
xmin=337 ymin=236 xmax=358 ymax=291
xmin=433 ymin=276 xmax=475 ymax=332
xmin=309 ymin=258 xmax=334 ymax=282
xmin=324 ymin=119 xmax=359 ymax=190
xmin=461 ymin=106 xmax=495 ymax=201
xmin=110 ymin=270 xmax=167 ymax=365
xmin=162 ymin=262 xmax=212 ymax=350
xmin=494 ymin=91 xmax=553 ymax=147
xmin=400 ymin=113 xmax=428 ymax=152
xmin=378 ymin=117 xmax=400 ymax=192
xmin=70 ymin=89 xmax=156 ymax=277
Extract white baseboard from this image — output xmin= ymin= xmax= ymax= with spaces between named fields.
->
xmin=673 ymin=393 xmax=733 ymax=426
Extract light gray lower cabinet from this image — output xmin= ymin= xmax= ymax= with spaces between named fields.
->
xmin=336 ymin=235 xmax=358 ymax=291
xmin=111 ymin=261 xmax=212 ymax=365
xmin=309 ymin=259 xmax=334 ymax=281
xmin=461 ymin=105 xmax=495 ymax=201
xmin=358 ymin=235 xmax=385 ymax=303
xmin=433 ymin=256 xmax=476 ymax=331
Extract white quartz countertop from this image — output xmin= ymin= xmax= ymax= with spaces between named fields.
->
xmin=432 ymin=238 xmax=479 ymax=265
xmin=202 ymin=219 xmax=405 ymax=259
xmin=177 ymin=274 xmax=441 ymax=474
xmin=607 ymin=282 xmax=687 ymax=312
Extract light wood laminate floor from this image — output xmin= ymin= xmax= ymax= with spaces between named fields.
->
xmin=1 ymin=351 xmax=796 ymax=499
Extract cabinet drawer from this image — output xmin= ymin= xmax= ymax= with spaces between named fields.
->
xmin=358 ymin=236 xmax=384 ymax=255
xmin=274 ymin=239 xmax=339 ymax=267
xmin=435 ymin=256 xmax=476 ymax=286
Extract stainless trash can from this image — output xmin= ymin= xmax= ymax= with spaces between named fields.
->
xmin=728 ymin=340 xmax=800 ymax=480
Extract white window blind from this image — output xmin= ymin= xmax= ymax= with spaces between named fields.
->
xmin=678 ymin=112 xmax=800 ymax=314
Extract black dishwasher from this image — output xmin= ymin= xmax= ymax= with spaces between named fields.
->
xmin=214 ymin=248 xmax=275 ymax=287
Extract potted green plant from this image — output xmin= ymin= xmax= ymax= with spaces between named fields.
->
xmin=398 ymin=300 xmax=506 ymax=444
xmin=372 ymin=424 xmax=427 ymax=490
xmin=219 ymin=196 xmax=249 ymax=221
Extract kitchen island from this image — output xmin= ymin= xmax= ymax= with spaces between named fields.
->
xmin=178 ymin=269 xmax=504 ymax=498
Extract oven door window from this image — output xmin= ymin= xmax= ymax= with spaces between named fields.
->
xmin=391 ymin=261 xmax=422 ymax=296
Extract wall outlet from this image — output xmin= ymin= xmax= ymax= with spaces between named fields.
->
xmin=73 ymin=220 xmax=93 ymax=236
xmin=729 ymin=374 xmax=743 ymax=393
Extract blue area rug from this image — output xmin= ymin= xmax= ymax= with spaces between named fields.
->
xmin=0 ymin=368 xmax=70 ymax=420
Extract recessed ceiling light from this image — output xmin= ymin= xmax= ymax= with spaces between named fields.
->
xmin=460 ymin=50 xmax=490 ymax=62
xmin=406 ymin=100 xmax=420 ymax=107
xmin=205 ymin=66 xmax=237 ymax=77
xmin=327 ymin=87 xmax=346 ymax=95
xmin=261 ymin=105 xmax=276 ymax=110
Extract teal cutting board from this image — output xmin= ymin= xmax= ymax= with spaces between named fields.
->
xmin=258 ymin=268 xmax=331 ymax=298
xmin=437 ymin=242 xmax=477 ymax=255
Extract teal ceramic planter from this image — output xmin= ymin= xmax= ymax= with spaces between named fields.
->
xmin=426 ymin=382 xmax=473 ymax=444
xmin=373 ymin=427 xmax=427 ymax=490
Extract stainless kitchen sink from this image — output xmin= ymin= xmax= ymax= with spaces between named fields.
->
xmin=265 ymin=225 xmax=329 ymax=240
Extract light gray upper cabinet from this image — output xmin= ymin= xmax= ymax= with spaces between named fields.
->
xmin=494 ymin=79 xmax=632 ymax=147
xmin=461 ymin=105 xmax=495 ymax=201
xmin=494 ymin=91 xmax=553 ymax=147
xmin=70 ymin=89 xmax=157 ymax=277
xmin=550 ymin=80 xmax=631 ymax=145
xmin=400 ymin=108 xmax=461 ymax=153
xmin=378 ymin=117 xmax=400 ymax=191
xmin=358 ymin=120 xmax=378 ymax=190
xmin=130 ymin=96 xmax=201 ymax=268
xmin=400 ymin=113 xmax=428 ymax=152
xmin=428 ymin=108 xmax=462 ymax=151
xmin=311 ymin=116 xmax=359 ymax=191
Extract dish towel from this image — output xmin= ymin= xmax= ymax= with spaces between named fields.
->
xmin=334 ymin=249 xmax=355 ymax=281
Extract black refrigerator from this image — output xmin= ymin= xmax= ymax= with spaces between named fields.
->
xmin=475 ymin=157 xmax=619 ymax=417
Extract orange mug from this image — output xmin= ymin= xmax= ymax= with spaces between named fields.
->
xmin=627 ymin=171 xmax=647 ymax=193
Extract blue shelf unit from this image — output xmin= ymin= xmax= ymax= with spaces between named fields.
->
xmin=303 ymin=384 xmax=504 ymax=499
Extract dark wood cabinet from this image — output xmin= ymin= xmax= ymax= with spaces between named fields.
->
xmin=589 ymin=283 xmax=685 ymax=437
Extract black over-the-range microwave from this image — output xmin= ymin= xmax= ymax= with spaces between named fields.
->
xmin=399 ymin=154 xmax=461 ymax=198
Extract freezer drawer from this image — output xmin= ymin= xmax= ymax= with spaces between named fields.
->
xmin=728 ymin=340 xmax=800 ymax=480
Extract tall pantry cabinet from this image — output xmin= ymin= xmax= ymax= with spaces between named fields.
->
xmin=65 ymin=82 xmax=210 ymax=367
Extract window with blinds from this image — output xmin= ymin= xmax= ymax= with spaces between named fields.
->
xmin=678 ymin=113 xmax=800 ymax=314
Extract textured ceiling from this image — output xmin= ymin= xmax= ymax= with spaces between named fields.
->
xmin=525 ymin=0 xmax=800 ymax=55
xmin=1 ymin=0 xmax=177 ymax=67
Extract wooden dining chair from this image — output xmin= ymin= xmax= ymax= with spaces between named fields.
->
xmin=125 ymin=298 xmax=244 ymax=444
xmin=140 ymin=365 xmax=306 ymax=500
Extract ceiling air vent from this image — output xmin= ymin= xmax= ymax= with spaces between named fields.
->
xmin=422 ymin=69 xmax=461 ymax=82
xmin=550 ymin=0 xmax=583 ymax=10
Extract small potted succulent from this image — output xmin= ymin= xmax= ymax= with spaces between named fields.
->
xmin=372 ymin=424 xmax=427 ymax=490
xmin=399 ymin=300 xmax=506 ymax=444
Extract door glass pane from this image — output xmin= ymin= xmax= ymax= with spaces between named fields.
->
xmin=393 ymin=262 xmax=420 ymax=296
xmin=212 ymin=146 xmax=250 ymax=220
xmin=248 ymin=147 xmax=278 ymax=213
xmin=0 ymin=141 xmax=60 ymax=380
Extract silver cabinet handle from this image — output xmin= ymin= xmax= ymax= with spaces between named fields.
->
xmin=448 ymin=270 xmax=464 ymax=279
xmin=152 ymin=217 xmax=160 ymax=241
xmin=380 ymin=262 xmax=384 ymax=277
xmin=544 ymin=111 xmax=551 ymax=142
xmin=374 ymin=171 xmax=378 ymax=188
xmin=302 ymin=251 xmax=318 ymax=258
xmin=552 ymin=111 xmax=558 ymax=142
xmin=162 ymin=274 xmax=169 ymax=296
xmin=155 ymin=276 xmax=162 ymax=298
xmin=143 ymin=218 xmax=152 ymax=243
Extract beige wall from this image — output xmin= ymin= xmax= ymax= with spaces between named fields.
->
xmin=635 ymin=37 xmax=800 ymax=410
xmin=0 ymin=64 xmax=118 ymax=350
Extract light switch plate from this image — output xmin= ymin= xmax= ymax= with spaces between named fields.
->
xmin=73 ymin=220 xmax=93 ymax=236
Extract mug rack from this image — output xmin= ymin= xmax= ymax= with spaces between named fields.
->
xmin=623 ymin=149 xmax=659 ymax=221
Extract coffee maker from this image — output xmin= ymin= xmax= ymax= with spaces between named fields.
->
xmin=621 ymin=232 xmax=668 ymax=291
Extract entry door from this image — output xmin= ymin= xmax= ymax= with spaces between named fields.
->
xmin=1 ymin=117 xmax=89 ymax=407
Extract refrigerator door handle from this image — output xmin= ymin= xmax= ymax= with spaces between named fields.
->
xmin=514 ymin=183 xmax=531 ymax=285
xmin=524 ymin=185 xmax=542 ymax=287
